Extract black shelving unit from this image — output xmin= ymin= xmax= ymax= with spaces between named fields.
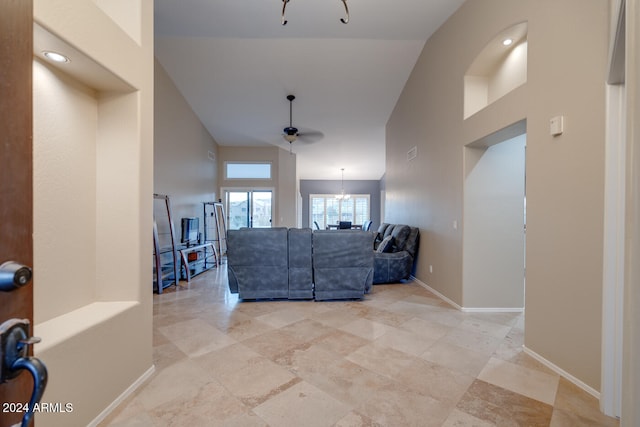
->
xmin=203 ymin=201 xmax=227 ymax=263
xmin=178 ymin=242 xmax=218 ymax=281
xmin=153 ymin=194 xmax=179 ymax=293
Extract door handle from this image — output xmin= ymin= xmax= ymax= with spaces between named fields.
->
xmin=0 ymin=261 xmax=33 ymax=292
xmin=1 ymin=319 xmax=48 ymax=427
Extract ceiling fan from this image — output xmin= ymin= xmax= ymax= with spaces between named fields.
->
xmin=282 ymin=95 xmax=324 ymax=151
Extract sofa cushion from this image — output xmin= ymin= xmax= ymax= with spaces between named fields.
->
xmin=376 ymin=235 xmax=394 ymax=253
xmin=390 ymin=225 xmax=411 ymax=252
xmin=227 ymin=227 xmax=289 ymax=299
xmin=312 ymin=230 xmax=374 ymax=300
xmin=382 ymin=224 xmax=395 ymax=240
xmin=228 ymin=227 xmax=289 ymax=267
xmin=404 ymin=227 xmax=420 ymax=259
xmin=376 ymin=223 xmax=391 ymax=236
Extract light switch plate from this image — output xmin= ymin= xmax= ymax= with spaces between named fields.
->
xmin=550 ymin=116 xmax=564 ymax=136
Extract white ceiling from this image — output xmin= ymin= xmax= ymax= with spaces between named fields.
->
xmin=154 ymin=0 xmax=465 ymax=180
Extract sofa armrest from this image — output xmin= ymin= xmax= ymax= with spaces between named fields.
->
xmin=373 ymin=250 xmax=413 ymax=284
xmin=228 ymin=266 xmax=239 ymax=294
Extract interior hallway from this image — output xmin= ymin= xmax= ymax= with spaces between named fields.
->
xmin=101 ymin=265 xmax=619 ymax=426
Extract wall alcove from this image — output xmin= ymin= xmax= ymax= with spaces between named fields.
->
xmin=464 ymin=22 xmax=528 ymax=119
xmin=31 ymin=2 xmax=154 ymax=422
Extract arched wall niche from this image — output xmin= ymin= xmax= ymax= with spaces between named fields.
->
xmin=464 ymin=22 xmax=528 ymax=119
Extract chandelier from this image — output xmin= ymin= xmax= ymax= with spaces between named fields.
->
xmin=335 ymin=168 xmax=350 ymax=200
xmin=282 ymin=0 xmax=349 ymax=25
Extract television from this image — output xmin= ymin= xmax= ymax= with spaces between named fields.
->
xmin=181 ymin=217 xmax=199 ymax=246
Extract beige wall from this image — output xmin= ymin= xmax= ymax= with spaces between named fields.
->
xmin=278 ymin=148 xmax=298 ymax=227
xmin=154 ymin=59 xmax=219 ymax=226
xmin=623 ymin=0 xmax=640 ymax=424
xmin=386 ymin=0 xmax=608 ymax=391
xmin=32 ymin=0 xmax=154 ymax=425
xmin=488 ymin=41 xmax=528 ymax=105
xmin=218 ymin=146 xmax=298 ymax=228
xmin=33 ymin=59 xmax=98 ymax=321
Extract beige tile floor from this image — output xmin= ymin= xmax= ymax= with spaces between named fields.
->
xmin=101 ymin=265 xmax=620 ymax=427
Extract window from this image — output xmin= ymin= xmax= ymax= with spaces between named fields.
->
xmin=225 ymin=162 xmax=272 ymax=179
xmin=224 ymin=189 xmax=273 ymax=230
xmin=310 ymin=194 xmax=370 ymax=229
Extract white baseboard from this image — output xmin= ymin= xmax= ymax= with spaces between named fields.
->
xmin=461 ymin=307 xmax=524 ymax=313
xmin=88 ymin=365 xmax=156 ymax=427
xmin=411 ymin=276 xmax=463 ymax=310
xmin=410 ymin=276 xmax=523 ymax=313
xmin=411 ymin=277 xmax=599 ymax=400
xmin=523 ymin=346 xmax=600 ymax=399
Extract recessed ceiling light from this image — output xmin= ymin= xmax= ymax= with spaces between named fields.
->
xmin=43 ymin=51 xmax=70 ymax=63
xmin=502 ymin=38 xmax=513 ymax=46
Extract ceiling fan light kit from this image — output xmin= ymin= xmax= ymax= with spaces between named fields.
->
xmin=283 ymin=94 xmax=299 ymax=146
xmin=281 ymin=94 xmax=325 ymax=153
xmin=281 ymin=0 xmax=349 ymax=26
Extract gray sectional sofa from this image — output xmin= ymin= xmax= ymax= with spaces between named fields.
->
xmin=373 ymin=223 xmax=420 ymax=284
xmin=227 ymin=227 xmax=374 ymax=301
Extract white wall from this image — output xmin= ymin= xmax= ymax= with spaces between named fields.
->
xmin=488 ymin=41 xmax=528 ymax=104
xmin=463 ymin=134 xmax=526 ymax=309
xmin=464 ymin=75 xmax=489 ymax=119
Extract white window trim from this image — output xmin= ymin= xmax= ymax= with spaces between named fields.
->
xmin=309 ymin=193 xmax=370 ymax=229
xmin=224 ymin=161 xmax=273 ymax=180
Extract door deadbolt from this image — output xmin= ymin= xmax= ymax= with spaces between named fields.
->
xmin=0 ymin=261 xmax=32 ymax=292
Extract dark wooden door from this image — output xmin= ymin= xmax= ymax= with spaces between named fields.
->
xmin=0 ymin=1 xmax=35 ymax=426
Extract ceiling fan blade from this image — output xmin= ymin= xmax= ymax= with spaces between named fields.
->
xmin=296 ymin=130 xmax=324 ymax=143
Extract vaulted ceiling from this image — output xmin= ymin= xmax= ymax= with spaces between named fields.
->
xmin=154 ymin=0 xmax=465 ymax=180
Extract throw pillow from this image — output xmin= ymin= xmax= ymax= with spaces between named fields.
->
xmin=376 ymin=236 xmax=394 ymax=253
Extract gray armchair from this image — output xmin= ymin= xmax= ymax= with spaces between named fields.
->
xmin=312 ymin=230 xmax=375 ymax=300
xmin=373 ymin=224 xmax=420 ymax=284
xmin=227 ymin=227 xmax=290 ymax=299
